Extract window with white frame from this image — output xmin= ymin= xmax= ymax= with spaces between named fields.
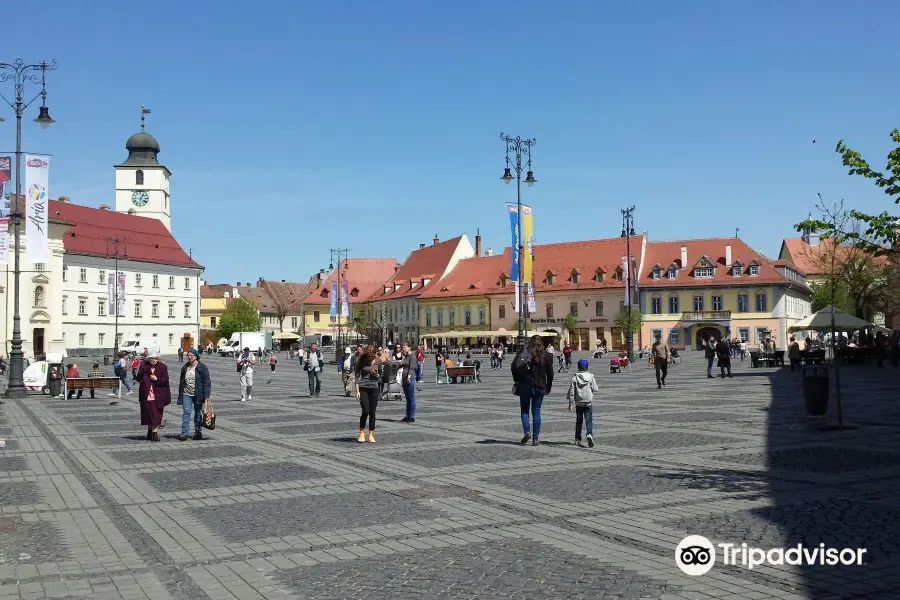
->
xmin=711 ymin=295 xmax=723 ymax=311
xmin=184 ymin=302 xmax=191 ymax=318
xmin=134 ymin=301 xmax=142 ymax=318
xmin=135 ymin=273 xmax=142 ymax=286
xmin=184 ymin=277 xmax=191 ymax=290
xmin=478 ymin=306 xmax=486 ymax=325
xmin=733 ymin=266 xmax=743 ymax=276
xmin=595 ymin=300 xmax=604 ymax=316
xmin=652 ymin=268 xmax=662 ymax=280
xmin=755 ymin=290 xmax=767 ymax=312
xmin=694 ymin=267 xmax=714 ymax=278
xmin=464 ymin=307 xmax=472 ymax=326
xmin=651 ymin=328 xmax=663 ymax=341
xmin=34 ymin=262 xmax=44 ymax=272
xmin=79 ymin=268 xmax=87 ymax=283
xmin=78 ymin=333 xmax=86 ymax=346
xmin=499 ymin=304 xmax=506 ymax=319
xmin=546 ymin=302 xmax=554 ymax=318
xmin=668 ymin=328 xmax=681 ymax=345
xmin=313 ymin=311 xmax=320 ymax=322
xmin=169 ymin=333 xmax=174 ymax=345
xmin=570 ymin=301 xmax=579 ymax=317
xmin=749 ymin=264 xmax=760 ymax=276
xmin=448 ymin=308 xmax=456 ymax=326
xmin=152 ymin=274 xmax=159 ymax=288
xmin=291 ymin=317 xmax=298 ymax=329
xmin=98 ymin=298 xmax=106 ymax=316
xmin=755 ymin=327 xmax=770 ymax=343
xmin=667 ymin=267 xmax=677 ymax=279
xmin=98 ymin=332 xmax=105 ymax=346
xmin=168 ymin=302 xmax=175 ymax=318
xmin=651 ymin=296 xmax=662 ymax=314
xmin=62 ymin=266 xmax=68 ymax=281
xmin=99 ymin=269 xmax=106 ymax=284
xmin=33 ymin=285 xmax=45 ymax=308
xmin=738 ymin=328 xmax=749 ymax=342
xmin=425 ymin=309 xmax=432 ymax=327
xmin=436 ymin=309 xmax=444 ymax=327
xmin=78 ymin=299 xmax=87 ymax=316
xmin=668 ymin=295 xmax=680 ymax=314
xmin=693 ymin=295 xmax=704 ymax=311
xmin=737 ymin=293 xmax=749 ymax=312
xmin=152 ymin=301 xmax=159 ymax=317
xmin=168 ymin=276 xmax=175 ymax=289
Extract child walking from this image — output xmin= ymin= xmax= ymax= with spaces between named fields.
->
xmin=566 ymin=358 xmax=599 ymax=448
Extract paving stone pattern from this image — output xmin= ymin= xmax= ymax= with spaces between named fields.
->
xmin=1 ymin=351 xmax=898 ymax=599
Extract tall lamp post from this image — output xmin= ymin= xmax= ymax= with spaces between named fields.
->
xmin=329 ymin=248 xmax=349 ymax=359
xmin=621 ymin=206 xmax=636 ymax=361
xmin=500 ymin=133 xmax=536 ymax=351
xmin=0 ymin=58 xmax=57 ymax=399
xmin=106 ymin=237 xmax=126 ymax=360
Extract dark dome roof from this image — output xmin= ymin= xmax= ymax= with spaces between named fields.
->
xmin=125 ymin=132 xmax=160 ymax=152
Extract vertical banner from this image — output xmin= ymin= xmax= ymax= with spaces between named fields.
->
xmin=631 ymin=255 xmax=638 ymax=293
xmin=117 ymin=272 xmax=126 ymax=315
xmin=514 ymin=287 xmax=520 ymax=315
xmin=329 ymin=281 xmax=338 ymax=317
xmin=340 ymin=280 xmax=349 ymax=318
xmin=0 ymin=155 xmax=11 ymax=217
xmin=25 ymin=154 xmax=50 ymax=262
xmin=522 ymin=205 xmax=534 ymax=283
xmin=108 ymin=273 xmax=116 ymax=314
xmin=507 ymin=204 xmax=520 ymax=283
xmin=622 ymin=255 xmax=630 ymax=306
xmin=526 ymin=282 xmax=536 ymax=314
xmin=0 ymin=217 xmax=8 ymax=265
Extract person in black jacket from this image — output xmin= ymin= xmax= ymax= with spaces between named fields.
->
xmin=715 ymin=338 xmax=732 ymax=379
xmin=177 ymin=349 xmax=212 ymax=441
xmin=511 ymin=335 xmax=554 ymax=446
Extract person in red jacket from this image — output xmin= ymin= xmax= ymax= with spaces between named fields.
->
xmin=66 ymin=363 xmax=83 ymax=399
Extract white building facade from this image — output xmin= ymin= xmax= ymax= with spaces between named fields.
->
xmin=0 ymin=126 xmax=203 ymax=359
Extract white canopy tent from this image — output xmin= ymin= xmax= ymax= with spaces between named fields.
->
xmin=788 ymin=305 xmax=873 ymax=333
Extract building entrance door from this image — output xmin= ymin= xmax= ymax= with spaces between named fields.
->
xmin=695 ymin=326 xmax=721 ymax=350
xmin=33 ymin=328 xmax=45 ymax=357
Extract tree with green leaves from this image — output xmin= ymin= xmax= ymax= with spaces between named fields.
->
xmin=215 ymin=297 xmax=262 ymax=341
xmin=613 ymin=306 xmax=642 ymax=336
xmin=797 ymin=129 xmax=900 ymax=255
xmin=562 ymin=313 xmax=578 ymax=345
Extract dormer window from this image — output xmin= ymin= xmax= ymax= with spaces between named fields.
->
xmin=544 ymin=271 xmax=555 ymax=285
xmin=321 ymin=288 xmax=328 ymax=297
xmin=667 ymin=267 xmax=677 ymax=280
xmin=749 ymin=264 xmax=760 ymax=276
xmin=569 ymin=269 xmax=580 ymax=284
xmin=594 ymin=268 xmax=605 ymax=283
xmin=652 ymin=268 xmax=662 ymax=280
xmin=694 ymin=267 xmax=714 ymax=278
xmin=733 ymin=266 xmax=743 ymax=276
xmin=384 ymin=286 xmax=390 ymax=294
xmin=410 ymin=281 xmax=418 ymax=289
xmin=440 ymin=286 xmax=449 ymax=292
xmin=351 ymin=288 xmax=359 ymax=297
xmin=613 ymin=268 xmax=624 ymax=282
xmin=424 ymin=278 xmax=432 ymax=286
xmin=394 ymin=283 xmax=401 ymax=291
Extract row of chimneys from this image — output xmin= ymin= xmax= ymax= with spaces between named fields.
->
xmin=676 ymin=244 xmax=733 ymax=268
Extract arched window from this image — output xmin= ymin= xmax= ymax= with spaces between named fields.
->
xmin=34 ymin=285 xmax=45 ymax=308
xmin=135 ymin=170 xmax=144 ymax=185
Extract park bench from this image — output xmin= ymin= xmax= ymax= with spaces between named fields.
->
xmin=66 ymin=377 xmax=122 ymax=395
xmin=446 ymin=366 xmax=475 ymax=384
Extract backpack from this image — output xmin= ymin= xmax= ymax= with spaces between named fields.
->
xmin=511 ymin=350 xmax=533 ymax=383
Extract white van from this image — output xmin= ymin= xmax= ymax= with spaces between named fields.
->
xmin=120 ymin=338 xmax=161 ymax=358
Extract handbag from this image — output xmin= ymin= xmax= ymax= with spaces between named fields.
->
xmin=512 ymin=382 xmax=520 ymax=396
xmin=202 ymin=399 xmax=216 ymax=430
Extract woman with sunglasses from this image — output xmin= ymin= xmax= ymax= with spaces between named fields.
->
xmin=137 ymin=351 xmax=172 ymax=442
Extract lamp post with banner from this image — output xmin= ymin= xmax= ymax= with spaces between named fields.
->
xmin=621 ymin=206 xmax=636 ymax=361
xmin=0 ymin=58 xmax=57 ymax=398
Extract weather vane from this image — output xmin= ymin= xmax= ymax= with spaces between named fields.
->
xmin=140 ymin=105 xmax=151 ymax=132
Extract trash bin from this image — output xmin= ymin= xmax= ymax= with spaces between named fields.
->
xmin=48 ymin=362 xmax=64 ymax=397
xmin=103 ymin=355 xmax=110 ymax=366
xmin=802 ymin=365 xmax=829 ymax=416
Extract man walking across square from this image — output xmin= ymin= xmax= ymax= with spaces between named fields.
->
xmin=304 ymin=343 xmax=324 ymax=398
xmin=651 ymin=332 xmax=670 ymax=389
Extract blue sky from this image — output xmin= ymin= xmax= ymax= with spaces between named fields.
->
xmin=3 ymin=0 xmax=898 ymax=284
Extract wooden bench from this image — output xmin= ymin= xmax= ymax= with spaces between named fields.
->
xmin=446 ymin=366 xmax=475 ymax=383
xmin=66 ymin=377 xmax=121 ymax=391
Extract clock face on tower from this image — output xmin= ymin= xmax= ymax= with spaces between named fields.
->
xmin=132 ymin=190 xmax=149 ymax=207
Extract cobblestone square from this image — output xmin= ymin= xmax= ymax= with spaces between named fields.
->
xmin=1 ymin=351 xmax=898 ymax=599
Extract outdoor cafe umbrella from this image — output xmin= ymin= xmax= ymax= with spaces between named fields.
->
xmin=788 ymin=305 xmax=873 ymax=333
xmin=272 ymin=331 xmax=301 ymax=340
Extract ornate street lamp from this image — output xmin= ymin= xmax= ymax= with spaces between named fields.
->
xmin=0 ymin=58 xmax=58 ymax=399
xmin=621 ymin=206 xmax=636 ymax=361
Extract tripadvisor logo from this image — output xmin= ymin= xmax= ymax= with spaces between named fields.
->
xmin=676 ymin=536 xmax=867 ymax=576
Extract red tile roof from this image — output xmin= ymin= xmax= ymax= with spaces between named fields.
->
xmin=200 ymin=283 xmax=233 ymax=299
xmin=420 ymin=237 xmax=642 ymax=299
xmin=780 ymin=237 xmax=890 ymax=277
xmin=369 ymin=235 xmax=467 ymax=301
xmin=258 ymin=279 xmax=313 ymax=314
xmin=418 ymin=250 xmax=513 ymax=299
xmin=50 ymin=200 xmax=200 ymax=268
xmin=304 ymin=258 xmax=399 ymax=306
xmin=641 ymin=238 xmax=788 ymax=288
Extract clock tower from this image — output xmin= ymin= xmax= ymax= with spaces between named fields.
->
xmin=114 ymin=112 xmax=171 ymax=230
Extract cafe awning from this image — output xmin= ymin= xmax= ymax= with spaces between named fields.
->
xmin=788 ymin=305 xmax=873 ymax=333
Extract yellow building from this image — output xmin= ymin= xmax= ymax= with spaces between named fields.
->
xmin=639 ymin=238 xmax=811 ymax=350
xmin=199 ymin=283 xmax=231 ymax=331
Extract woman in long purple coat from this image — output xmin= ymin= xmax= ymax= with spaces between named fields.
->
xmin=137 ymin=352 xmax=171 ymax=442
